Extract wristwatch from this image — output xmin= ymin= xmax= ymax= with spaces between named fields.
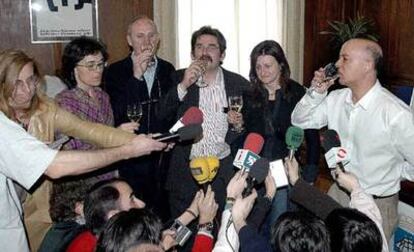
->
xmin=197 ymin=221 xmax=214 ymax=232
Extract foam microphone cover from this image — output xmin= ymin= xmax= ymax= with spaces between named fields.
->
xmin=177 ymin=124 xmax=203 ymax=141
xmin=242 ymin=158 xmax=269 ymax=197
xmin=205 ymin=156 xmax=219 ymax=182
xmin=182 ymin=107 xmax=204 ymax=125
xmin=189 ymin=157 xmax=210 ymax=185
xmin=243 ymin=133 xmax=265 ymax=154
xmin=285 ymin=126 xmax=304 ymax=150
xmin=320 ymin=129 xmax=341 ymax=152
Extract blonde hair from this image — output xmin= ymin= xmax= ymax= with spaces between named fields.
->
xmin=0 ymin=49 xmax=46 ymax=120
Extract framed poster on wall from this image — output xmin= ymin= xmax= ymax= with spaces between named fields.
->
xmin=30 ymin=0 xmax=98 ymax=43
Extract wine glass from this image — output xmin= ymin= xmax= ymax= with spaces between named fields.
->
xmin=307 ymin=62 xmax=339 ymax=98
xmin=228 ymin=96 xmax=244 ymax=132
xmin=196 ymin=55 xmax=211 ymax=88
xmin=127 ymin=103 xmax=143 ymax=123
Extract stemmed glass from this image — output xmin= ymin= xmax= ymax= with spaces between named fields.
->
xmin=307 ymin=62 xmax=339 ymax=98
xmin=228 ymin=96 xmax=244 ymax=132
xmin=196 ymin=55 xmax=211 ymax=88
xmin=127 ymin=103 xmax=143 ymax=123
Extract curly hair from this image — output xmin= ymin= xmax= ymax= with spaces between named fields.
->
xmin=49 ymin=179 xmax=92 ymax=222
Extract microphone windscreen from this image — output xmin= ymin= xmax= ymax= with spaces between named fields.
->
xmin=181 ymin=107 xmax=204 ymax=125
xmin=243 ymin=133 xmax=265 ymax=154
xmin=320 ymin=129 xmax=341 ymax=152
xmin=285 ymin=126 xmax=304 ymax=150
xmin=249 ymin=157 xmax=269 ymax=184
xmin=190 ymin=157 xmax=210 ymax=185
xmin=177 ymin=124 xmax=203 ymax=141
xmin=205 ymin=156 xmax=219 ymax=182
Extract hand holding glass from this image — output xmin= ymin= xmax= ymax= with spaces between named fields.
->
xmin=307 ymin=62 xmax=339 ymax=97
xmin=127 ymin=103 xmax=143 ymax=123
xmin=228 ymin=96 xmax=244 ymax=132
xmin=196 ymin=55 xmax=211 ymax=88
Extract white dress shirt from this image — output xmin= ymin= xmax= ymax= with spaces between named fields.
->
xmin=292 ymin=80 xmax=414 ymax=196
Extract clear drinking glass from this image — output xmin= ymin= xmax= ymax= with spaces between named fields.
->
xmin=307 ymin=62 xmax=339 ymax=98
xmin=196 ymin=55 xmax=211 ymax=88
xmin=127 ymin=103 xmax=143 ymax=123
xmin=228 ymin=96 xmax=244 ymax=132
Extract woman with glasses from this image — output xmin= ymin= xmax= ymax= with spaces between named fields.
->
xmin=0 ymin=48 xmax=141 ymax=251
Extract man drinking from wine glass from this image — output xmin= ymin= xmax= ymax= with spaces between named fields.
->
xmin=159 ymin=26 xmax=251 ymax=225
xmin=105 ymin=16 xmax=176 ymax=221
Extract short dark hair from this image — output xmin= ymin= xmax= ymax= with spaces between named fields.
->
xmin=191 ymin=26 xmax=227 ymax=54
xmin=61 ymin=36 xmax=108 ymax=89
xmin=83 ymin=178 xmax=126 ymax=235
xmin=326 ymin=208 xmax=382 ymax=252
xmin=96 ymin=208 xmax=162 ymax=252
xmin=49 ymin=179 xmax=92 ymax=222
xmin=271 ymin=211 xmax=331 ymax=252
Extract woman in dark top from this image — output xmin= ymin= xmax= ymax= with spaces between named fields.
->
xmin=244 ymin=40 xmax=320 ymax=236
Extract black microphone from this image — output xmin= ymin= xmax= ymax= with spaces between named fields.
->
xmin=320 ymin=129 xmax=346 ymax=172
xmin=242 ymin=158 xmax=269 ymax=197
xmin=153 ymin=124 xmax=202 ymax=143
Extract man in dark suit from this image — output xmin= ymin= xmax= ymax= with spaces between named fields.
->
xmin=104 ymin=16 xmax=175 ymax=221
xmin=159 ymin=26 xmax=251 ymax=218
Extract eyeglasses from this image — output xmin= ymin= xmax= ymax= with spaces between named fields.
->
xmin=195 ymin=44 xmax=220 ymax=53
xmin=14 ymin=75 xmax=39 ymax=90
xmin=77 ymin=61 xmax=107 ymax=71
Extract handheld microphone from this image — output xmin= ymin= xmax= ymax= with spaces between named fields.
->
xmin=233 ymin=133 xmax=264 ymax=172
xmin=169 ymin=107 xmax=203 ymax=133
xmin=154 ymin=124 xmax=202 ymax=143
xmin=285 ymin=126 xmax=304 ymax=160
xmin=242 ymin=158 xmax=269 ymax=197
xmin=190 ymin=157 xmax=210 ymax=186
xmin=320 ymin=129 xmax=348 ymax=171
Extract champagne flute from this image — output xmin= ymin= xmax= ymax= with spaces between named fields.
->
xmin=127 ymin=103 xmax=143 ymax=123
xmin=196 ymin=55 xmax=211 ymax=88
xmin=228 ymin=96 xmax=244 ymax=132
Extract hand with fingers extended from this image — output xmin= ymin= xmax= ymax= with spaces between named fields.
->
xmin=198 ymin=185 xmax=219 ymax=225
xmin=181 ymin=60 xmax=207 ymax=89
xmin=232 ymin=189 xmax=258 ymax=232
xmin=310 ymin=68 xmax=336 ymax=94
xmin=334 ymin=166 xmax=361 ymax=193
xmin=264 ymin=170 xmax=276 ymax=200
xmin=284 ymin=157 xmax=300 ymax=185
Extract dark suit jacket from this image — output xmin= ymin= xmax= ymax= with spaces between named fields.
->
xmin=104 ymin=56 xmax=176 ymax=133
xmin=159 ymin=67 xmax=251 ymax=208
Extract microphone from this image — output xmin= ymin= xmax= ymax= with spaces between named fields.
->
xmin=242 ymin=158 xmax=269 ymax=197
xmin=169 ymin=107 xmax=203 ymax=133
xmin=205 ymin=156 xmax=219 ymax=182
xmin=190 ymin=157 xmax=210 ymax=186
xmin=233 ymin=133 xmax=265 ymax=172
xmin=320 ymin=129 xmax=348 ymax=171
xmin=154 ymin=124 xmax=202 ymax=143
xmin=285 ymin=126 xmax=304 ymax=160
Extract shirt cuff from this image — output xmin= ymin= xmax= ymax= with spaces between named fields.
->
xmin=177 ymin=83 xmax=187 ymax=101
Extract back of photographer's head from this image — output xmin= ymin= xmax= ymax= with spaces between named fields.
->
xmin=326 ymin=208 xmax=382 ymax=252
xmin=84 ymin=178 xmax=145 ymax=235
xmin=271 ymin=211 xmax=330 ymax=252
xmin=96 ymin=208 xmax=162 ymax=252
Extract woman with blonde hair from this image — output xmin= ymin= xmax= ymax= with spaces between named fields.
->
xmin=0 ymin=49 xmax=138 ymax=251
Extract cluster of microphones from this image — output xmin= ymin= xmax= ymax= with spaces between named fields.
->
xmin=166 ymin=106 xmax=348 ymax=195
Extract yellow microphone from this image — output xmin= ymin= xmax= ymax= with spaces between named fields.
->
xmin=189 ymin=157 xmax=210 ymax=186
xmin=205 ymin=156 xmax=219 ymax=182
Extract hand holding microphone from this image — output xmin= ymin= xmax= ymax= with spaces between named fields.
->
xmin=320 ymin=129 xmax=349 ymax=171
xmin=285 ymin=126 xmax=304 ymax=160
xmin=153 ymin=124 xmax=202 ymax=143
xmin=242 ymin=158 xmax=269 ymax=198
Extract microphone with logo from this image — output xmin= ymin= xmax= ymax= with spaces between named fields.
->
xmin=189 ymin=156 xmax=219 ymax=191
xmin=242 ymin=157 xmax=270 ymax=197
xmin=233 ymin=133 xmax=265 ymax=173
xmin=169 ymin=107 xmax=204 ymax=133
xmin=320 ymin=129 xmax=348 ymax=172
xmin=285 ymin=126 xmax=304 ymax=160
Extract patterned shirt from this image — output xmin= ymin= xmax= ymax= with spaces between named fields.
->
xmin=55 ymin=87 xmax=114 ymax=151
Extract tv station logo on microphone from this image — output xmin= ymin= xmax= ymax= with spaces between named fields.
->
xmin=233 ymin=149 xmax=260 ymax=172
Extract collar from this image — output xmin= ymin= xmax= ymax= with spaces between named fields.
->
xmin=345 ymin=80 xmax=381 ymax=110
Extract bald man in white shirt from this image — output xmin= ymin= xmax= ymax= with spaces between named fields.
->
xmin=292 ymin=38 xmax=414 ymax=240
